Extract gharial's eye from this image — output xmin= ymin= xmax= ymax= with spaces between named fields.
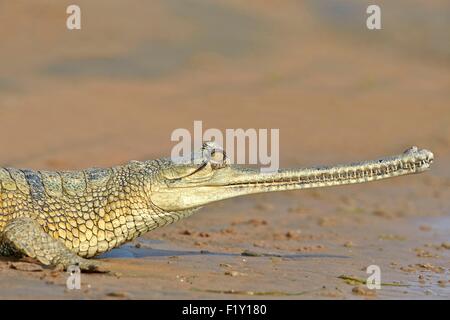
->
xmin=209 ymin=148 xmax=227 ymax=168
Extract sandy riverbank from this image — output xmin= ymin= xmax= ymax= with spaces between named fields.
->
xmin=0 ymin=0 xmax=449 ymax=299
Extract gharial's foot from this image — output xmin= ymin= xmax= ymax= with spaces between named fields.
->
xmin=0 ymin=217 xmax=108 ymax=273
xmin=54 ymin=255 xmax=107 ymax=273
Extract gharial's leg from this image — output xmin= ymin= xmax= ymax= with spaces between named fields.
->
xmin=0 ymin=217 xmax=102 ymax=272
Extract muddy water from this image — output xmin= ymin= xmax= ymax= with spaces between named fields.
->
xmin=0 ymin=1 xmax=449 ymax=299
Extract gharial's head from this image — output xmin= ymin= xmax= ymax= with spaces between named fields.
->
xmin=149 ymin=141 xmax=258 ymax=212
xmin=148 ymin=142 xmax=433 ymax=212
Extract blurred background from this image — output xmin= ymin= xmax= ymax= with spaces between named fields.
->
xmin=0 ymin=0 xmax=449 ymax=299
xmin=0 ymin=0 xmax=449 ymax=171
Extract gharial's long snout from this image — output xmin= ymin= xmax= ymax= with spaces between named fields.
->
xmin=150 ymin=146 xmax=434 ymax=211
xmin=210 ymin=146 xmax=433 ymax=189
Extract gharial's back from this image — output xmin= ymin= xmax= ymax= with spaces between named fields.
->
xmin=0 ymin=163 xmax=160 ymax=258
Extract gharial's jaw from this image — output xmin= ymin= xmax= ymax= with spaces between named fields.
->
xmin=150 ymin=146 xmax=433 ymax=212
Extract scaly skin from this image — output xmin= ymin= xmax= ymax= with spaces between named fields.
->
xmin=0 ymin=143 xmax=434 ymax=271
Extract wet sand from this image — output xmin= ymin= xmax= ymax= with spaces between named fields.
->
xmin=0 ymin=0 xmax=449 ymax=299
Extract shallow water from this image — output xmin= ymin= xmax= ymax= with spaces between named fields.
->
xmin=101 ymin=239 xmax=350 ymax=260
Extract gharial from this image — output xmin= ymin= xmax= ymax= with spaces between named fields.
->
xmin=0 ymin=142 xmax=434 ymax=271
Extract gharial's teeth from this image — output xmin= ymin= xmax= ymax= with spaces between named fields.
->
xmin=285 ymin=157 xmax=429 ymax=186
